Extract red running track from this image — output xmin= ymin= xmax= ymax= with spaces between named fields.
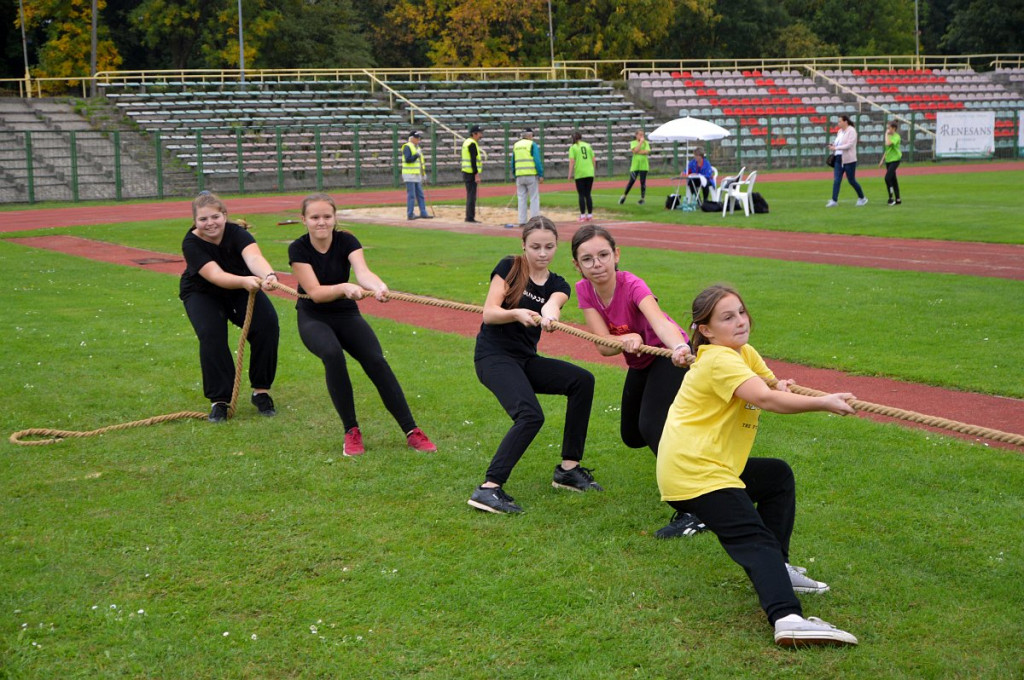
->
xmin=3 ymin=162 xmax=1022 ymax=280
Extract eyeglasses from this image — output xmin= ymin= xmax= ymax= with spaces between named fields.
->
xmin=577 ymin=251 xmax=613 ymax=268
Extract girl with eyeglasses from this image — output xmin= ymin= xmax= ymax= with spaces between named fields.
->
xmin=570 ymin=224 xmax=704 ymax=538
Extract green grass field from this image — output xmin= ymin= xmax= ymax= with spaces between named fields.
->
xmin=1 ymin=172 xmax=1022 ymax=678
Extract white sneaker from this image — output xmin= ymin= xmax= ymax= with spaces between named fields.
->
xmin=787 ymin=563 xmax=829 ymax=593
xmin=856 ymin=197 xmax=869 ymax=206
xmin=825 ymin=200 xmax=838 ymax=207
xmin=618 ymin=195 xmax=626 ymax=205
xmin=586 ymin=213 xmax=593 ymax=221
xmin=774 ymin=614 xmax=858 ymax=647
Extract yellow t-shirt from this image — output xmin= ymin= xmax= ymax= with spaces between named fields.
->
xmin=657 ymin=343 xmax=776 ymax=501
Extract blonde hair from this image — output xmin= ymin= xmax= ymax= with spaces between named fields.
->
xmin=301 ymin=193 xmax=336 ymax=215
xmin=191 ymin=192 xmax=228 ymax=221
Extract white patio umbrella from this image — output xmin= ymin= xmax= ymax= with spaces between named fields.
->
xmin=647 ymin=116 xmax=731 ymax=143
xmin=648 ymin=117 xmax=731 ymax=208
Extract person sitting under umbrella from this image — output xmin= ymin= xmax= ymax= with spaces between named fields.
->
xmin=680 ymin=147 xmax=715 ymax=203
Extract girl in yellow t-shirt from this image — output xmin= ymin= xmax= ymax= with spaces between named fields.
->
xmin=657 ymin=284 xmax=860 ymax=648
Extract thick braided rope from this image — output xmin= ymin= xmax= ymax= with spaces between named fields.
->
xmin=10 ymin=290 xmax=258 ymax=446
xmin=314 ymin=285 xmax=1021 ymax=448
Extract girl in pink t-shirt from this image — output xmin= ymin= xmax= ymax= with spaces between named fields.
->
xmin=571 ymin=224 xmax=704 ymax=538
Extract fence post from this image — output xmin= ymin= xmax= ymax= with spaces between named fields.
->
xmin=795 ymin=115 xmax=802 ymax=167
xmin=766 ymin=116 xmax=773 ymax=169
xmin=275 ymin=127 xmax=284 ymax=192
xmin=909 ymin=113 xmax=916 ymax=163
xmin=25 ymin=131 xmax=35 ymax=204
xmin=503 ymin=122 xmax=511 ymax=183
xmin=113 ymin=131 xmax=122 ymax=200
xmin=315 ymin=127 xmax=325 ymax=191
xmin=70 ymin=131 xmax=80 ymax=202
xmin=196 ymin=130 xmax=205 ymax=193
xmin=606 ymin=121 xmax=613 ymax=177
xmin=154 ymin=131 xmax=164 ymax=199
xmin=236 ymin=129 xmax=245 ymax=194
xmin=429 ymin=126 xmax=437 ymax=185
xmin=391 ymin=126 xmax=400 ymax=187
xmin=735 ymin=120 xmax=743 ymax=169
xmin=353 ymin=126 xmax=362 ymax=189
xmin=1016 ymin=109 xmax=1021 ymax=159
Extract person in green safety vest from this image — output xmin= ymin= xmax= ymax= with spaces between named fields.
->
xmin=511 ymin=128 xmax=544 ymax=226
xmin=462 ymin=125 xmax=484 ymax=223
xmin=402 ymin=131 xmax=433 ymax=220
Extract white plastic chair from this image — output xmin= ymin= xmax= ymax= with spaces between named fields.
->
xmin=710 ymin=166 xmax=745 ymax=202
xmin=722 ymin=170 xmax=758 ymax=217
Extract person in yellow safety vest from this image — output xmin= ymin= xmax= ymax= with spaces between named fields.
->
xmin=511 ymin=128 xmax=544 ymax=226
xmin=402 ymin=131 xmax=433 ymax=220
xmin=462 ymin=125 xmax=484 ymax=223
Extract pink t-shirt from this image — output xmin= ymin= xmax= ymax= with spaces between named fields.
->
xmin=575 ymin=270 xmax=686 ymax=370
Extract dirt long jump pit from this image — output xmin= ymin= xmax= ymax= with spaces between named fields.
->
xmin=334 ymin=204 xmax=583 ymax=230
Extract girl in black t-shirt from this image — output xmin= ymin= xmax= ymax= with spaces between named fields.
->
xmin=467 ymin=216 xmax=599 ymax=515
xmin=288 ymin=193 xmax=437 ymax=457
xmin=179 ymin=192 xmax=280 ymax=423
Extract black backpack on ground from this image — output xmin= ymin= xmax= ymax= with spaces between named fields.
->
xmin=700 ymin=200 xmax=723 ymax=212
xmin=752 ymin=192 xmax=769 ymax=214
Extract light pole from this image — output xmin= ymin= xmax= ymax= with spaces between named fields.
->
xmin=90 ymin=0 xmax=97 ymax=97
xmin=914 ymin=0 xmax=920 ymax=66
xmin=238 ymin=0 xmax=246 ymax=86
xmin=547 ymin=0 xmax=555 ymax=74
xmin=18 ymin=0 xmax=31 ymax=97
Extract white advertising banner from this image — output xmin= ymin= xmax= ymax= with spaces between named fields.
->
xmin=935 ymin=111 xmax=995 ymax=157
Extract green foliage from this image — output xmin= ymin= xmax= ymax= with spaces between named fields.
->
xmin=940 ymin=0 xmax=1024 ymax=54
xmin=20 ymin=0 xmax=121 ymax=89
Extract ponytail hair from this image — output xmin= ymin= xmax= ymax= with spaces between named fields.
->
xmin=689 ymin=284 xmax=750 ymax=353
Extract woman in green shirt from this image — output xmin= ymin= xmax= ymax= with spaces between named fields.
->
xmin=618 ymin=129 xmax=650 ymax=205
xmin=878 ymin=121 xmax=902 ymax=206
xmin=568 ymin=131 xmax=597 ymax=222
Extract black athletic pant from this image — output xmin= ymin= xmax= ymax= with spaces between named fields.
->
xmin=620 ymin=356 xmax=686 ymax=455
xmin=668 ymin=458 xmax=802 ymax=625
xmin=884 ymin=160 xmax=901 ymax=200
xmin=687 ymin=177 xmax=710 ymax=202
xmin=297 ymin=308 xmax=416 ymax=433
xmin=475 ymin=353 xmax=594 ymax=486
xmin=575 ymin=177 xmax=594 ymax=214
xmin=622 ymin=170 xmax=648 ymax=198
xmin=183 ymin=289 xmax=279 ymax=404
xmin=463 ymin=172 xmax=478 ymax=221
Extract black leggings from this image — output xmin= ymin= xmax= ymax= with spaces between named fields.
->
xmin=622 ymin=170 xmax=647 ymax=197
xmin=668 ymin=458 xmax=801 ymax=625
xmin=575 ymin=177 xmax=594 ymax=214
xmin=620 ymin=356 xmax=686 ymax=455
xmin=297 ymin=308 xmax=416 ymax=433
xmin=884 ymin=160 xmax=901 ymax=200
xmin=475 ymin=353 xmax=594 ymax=486
xmin=183 ymin=289 xmax=279 ymax=403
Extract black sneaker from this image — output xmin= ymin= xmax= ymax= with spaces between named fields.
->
xmin=208 ymin=402 xmax=229 ymax=423
xmin=638 ymin=198 xmax=645 ymax=205
xmin=655 ymin=511 xmax=707 ymax=538
xmin=419 ymin=214 xmax=434 ymax=219
xmin=468 ymin=486 xmax=523 ymax=514
xmin=552 ymin=465 xmax=604 ymax=492
xmin=618 ymin=195 xmax=626 ymax=205
xmin=251 ymin=392 xmax=276 ymax=417
xmin=465 ymin=218 xmax=481 ymax=223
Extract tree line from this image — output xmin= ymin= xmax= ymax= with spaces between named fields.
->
xmin=2 ymin=0 xmax=1021 ymax=85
